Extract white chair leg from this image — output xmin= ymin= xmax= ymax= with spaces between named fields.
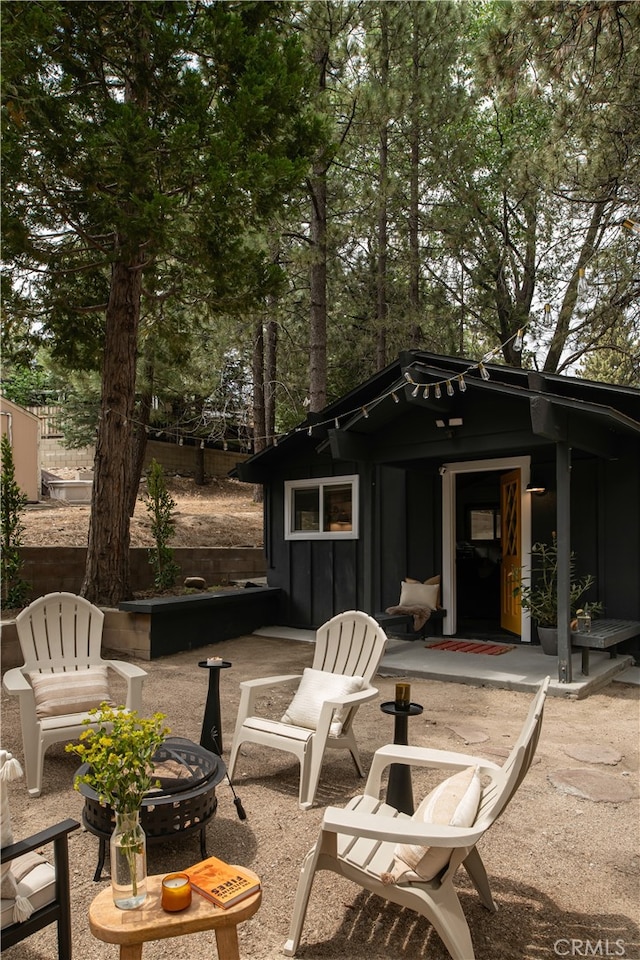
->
xmin=342 ymin=727 xmax=364 ymax=776
xmin=463 ymin=847 xmax=497 ymax=912
xmin=283 ymin=842 xmax=322 ymax=956
xmin=422 ymin=884 xmax=476 ymax=960
xmin=227 ymin=733 xmax=244 ymax=782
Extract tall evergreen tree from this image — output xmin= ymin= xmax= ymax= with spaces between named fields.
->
xmin=3 ymin=1 xmax=319 ymax=604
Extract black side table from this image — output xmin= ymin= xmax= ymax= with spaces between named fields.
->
xmin=380 ymin=701 xmax=424 ymax=815
xmin=198 ymin=659 xmax=232 ymax=754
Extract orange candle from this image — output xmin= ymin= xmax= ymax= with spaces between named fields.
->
xmin=161 ymin=873 xmax=192 ymax=912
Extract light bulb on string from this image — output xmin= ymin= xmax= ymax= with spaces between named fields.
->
xmin=423 ymin=384 xmax=430 ymax=399
xmin=435 ymin=383 xmax=442 ymax=399
xmin=513 ymin=329 xmax=524 ymax=353
xmin=391 ymin=392 xmax=399 ymax=403
xmin=446 ymin=380 xmax=454 ymax=397
xmin=544 ymin=303 xmax=551 ymax=323
xmin=307 ymin=426 xmax=313 ymax=437
xmin=479 ymin=363 xmax=490 ymax=381
xmin=458 ymin=375 xmax=467 ymax=392
xmin=411 ymin=384 xmax=420 ymax=397
xmin=334 ymin=417 xmax=340 ymax=429
xmin=577 ymin=268 xmax=588 ymax=298
xmin=404 ymin=371 xmax=413 ymax=383
xmin=362 ymin=406 xmax=369 ymax=418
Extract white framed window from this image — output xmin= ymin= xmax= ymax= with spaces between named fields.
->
xmin=284 ymin=475 xmax=359 ymax=540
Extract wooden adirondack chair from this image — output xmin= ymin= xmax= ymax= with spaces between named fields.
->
xmin=228 ymin=610 xmax=388 ymax=810
xmin=2 ymin=592 xmax=147 ymax=797
xmin=284 ymin=676 xmax=550 ymax=960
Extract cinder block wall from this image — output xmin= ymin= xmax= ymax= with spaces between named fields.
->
xmin=38 ymin=437 xmax=249 ymax=478
xmin=18 ymin=547 xmax=266 ymax=597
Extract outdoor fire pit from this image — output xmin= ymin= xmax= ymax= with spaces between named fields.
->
xmin=77 ymin=737 xmax=226 ymax=881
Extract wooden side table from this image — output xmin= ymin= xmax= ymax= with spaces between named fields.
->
xmin=89 ymin=871 xmax=261 ymax=960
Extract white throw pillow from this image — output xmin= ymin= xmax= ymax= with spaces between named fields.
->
xmin=281 ymin=668 xmax=365 ymax=737
xmin=381 ymin=765 xmax=481 ymax=884
xmin=28 ymin=666 xmax=114 ymax=719
xmin=399 ymin=581 xmax=440 ymax=609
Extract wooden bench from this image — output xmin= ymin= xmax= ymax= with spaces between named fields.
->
xmin=570 ymin=618 xmax=640 ymax=676
xmin=375 ymin=608 xmax=446 ymax=640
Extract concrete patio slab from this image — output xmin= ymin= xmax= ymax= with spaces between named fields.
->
xmin=253 ymin=626 xmax=635 ymax=698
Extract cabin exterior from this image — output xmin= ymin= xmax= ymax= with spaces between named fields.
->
xmin=234 ymin=352 xmax=640 ymax=680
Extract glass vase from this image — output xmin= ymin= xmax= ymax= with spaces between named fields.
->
xmin=110 ymin=809 xmax=147 ymax=909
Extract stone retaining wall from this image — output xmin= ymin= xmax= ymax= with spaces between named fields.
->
xmin=18 ymin=546 xmax=266 ymax=597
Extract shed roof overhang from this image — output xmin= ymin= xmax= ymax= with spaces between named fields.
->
xmin=232 ymin=352 xmax=640 ymax=482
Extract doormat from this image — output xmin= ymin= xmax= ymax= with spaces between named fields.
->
xmin=425 ymin=639 xmax=516 ymax=655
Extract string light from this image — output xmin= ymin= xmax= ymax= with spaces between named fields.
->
xmin=577 ymin=268 xmax=588 ymax=298
xmin=391 ymin=392 xmax=399 ymax=403
xmin=479 ymin=363 xmax=490 ymax=381
xmin=513 ymin=329 xmax=524 ymax=352
xmin=411 ymin=384 xmax=420 ymax=397
xmin=423 ymin=384 xmax=430 ymax=399
xmin=458 ymin=375 xmax=467 ymax=392
xmin=623 ymin=217 xmax=640 ymax=235
xmin=334 ymin=417 xmax=340 ymax=428
xmin=434 ymin=383 xmax=442 ymax=399
xmin=446 ymin=380 xmax=454 ymax=397
xmin=362 ymin=406 xmax=369 ymax=418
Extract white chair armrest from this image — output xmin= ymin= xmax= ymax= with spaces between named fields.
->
xmin=322 ymin=806 xmax=485 ymax=848
xmin=239 ymin=674 xmax=302 ymax=691
xmin=104 ymin=660 xmax=147 ymax=680
xmin=320 ymin=685 xmax=378 ymax=709
xmin=2 ymin=667 xmax=33 ymax=698
xmin=365 ymin=743 xmax=501 ymax=797
xmin=104 ymin=660 xmax=147 ymax=712
xmin=236 ymin=674 xmax=302 ymax=727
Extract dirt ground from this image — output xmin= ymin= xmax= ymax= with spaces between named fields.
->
xmin=1 ymin=632 xmax=639 ymax=960
xmin=24 ymin=475 xmax=264 ymax=549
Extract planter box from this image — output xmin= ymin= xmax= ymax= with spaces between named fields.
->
xmin=117 ymin=586 xmax=282 ymax=659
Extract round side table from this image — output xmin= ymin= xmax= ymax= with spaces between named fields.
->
xmin=380 ymin=701 xmax=424 ymax=815
xmin=198 ymin=660 xmax=232 ymax=754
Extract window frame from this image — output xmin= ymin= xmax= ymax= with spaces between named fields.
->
xmin=284 ymin=475 xmax=359 ymax=540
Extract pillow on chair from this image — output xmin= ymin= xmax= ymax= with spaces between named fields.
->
xmin=27 ymin=666 xmax=114 ymax=719
xmin=381 ymin=765 xmax=481 ymax=884
xmin=281 ymin=668 xmax=365 ymax=737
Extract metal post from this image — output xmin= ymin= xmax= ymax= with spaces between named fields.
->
xmin=556 ymin=441 xmax=572 ymax=683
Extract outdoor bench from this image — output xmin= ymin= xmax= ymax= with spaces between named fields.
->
xmin=375 ymin=608 xmax=446 ymax=639
xmin=570 ymin=618 xmax=640 ymax=676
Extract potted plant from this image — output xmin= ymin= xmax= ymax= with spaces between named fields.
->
xmin=514 ymin=535 xmax=603 ymax=655
xmin=67 ymin=704 xmax=169 ymax=909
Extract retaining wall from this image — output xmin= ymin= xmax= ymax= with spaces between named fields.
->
xmin=18 ymin=546 xmax=266 ymax=597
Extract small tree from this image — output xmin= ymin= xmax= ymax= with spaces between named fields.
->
xmin=144 ymin=460 xmax=179 ymax=592
xmin=0 ymin=434 xmax=30 ymax=607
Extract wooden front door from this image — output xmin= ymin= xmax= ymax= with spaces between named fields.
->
xmin=500 ymin=469 xmax=521 ymax=634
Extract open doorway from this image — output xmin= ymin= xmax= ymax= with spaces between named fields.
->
xmin=455 ymin=470 xmax=503 ymax=636
xmin=440 ymin=456 xmax=532 ymax=642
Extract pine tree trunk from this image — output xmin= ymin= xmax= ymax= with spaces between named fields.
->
xmin=82 ymin=254 xmax=142 ymax=605
xmin=376 ymin=2 xmax=389 ymax=372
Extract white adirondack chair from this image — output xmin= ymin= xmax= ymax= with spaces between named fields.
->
xmin=284 ymin=676 xmax=550 ymax=960
xmin=228 ymin=610 xmax=388 ymax=810
xmin=2 ymin=592 xmax=147 ymax=797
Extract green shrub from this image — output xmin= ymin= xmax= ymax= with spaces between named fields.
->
xmin=1 ymin=434 xmax=30 ymax=607
xmin=144 ymin=459 xmax=180 ymax=591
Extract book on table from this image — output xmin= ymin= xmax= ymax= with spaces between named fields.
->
xmin=184 ymin=855 xmax=260 ymax=909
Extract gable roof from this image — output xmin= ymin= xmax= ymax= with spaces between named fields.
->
xmin=234 ymin=351 xmax=640 ymax=482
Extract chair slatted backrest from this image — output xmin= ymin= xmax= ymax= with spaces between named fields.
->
xmin=15 ymin=593 xmax=105 ymax=673
xmin=474 ymin=676 xmax=549 ymax=828
xmin=313 ymin=611 xmax=387 ymax=682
